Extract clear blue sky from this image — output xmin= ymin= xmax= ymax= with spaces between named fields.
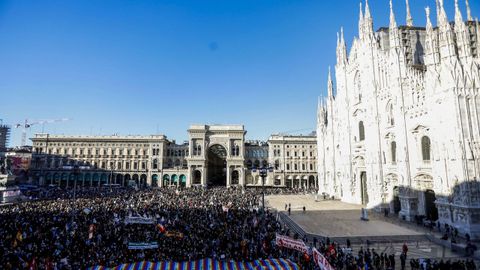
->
xmin=1 ymin=0 xmax=478 ymax=146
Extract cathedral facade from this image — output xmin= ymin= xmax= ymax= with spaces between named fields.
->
xmin=317 ymin=0 xmax=480 ymax=237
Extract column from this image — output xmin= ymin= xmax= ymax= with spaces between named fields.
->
xmin=240 ymin=167 xmax=245 ymax=186
xmin=186 ymin=168 xmax=192 ymax=188
xmin=226 ymin=164 xmax=231 ymax=187
xmin=202 ymin=166 xmax=207 ymax=187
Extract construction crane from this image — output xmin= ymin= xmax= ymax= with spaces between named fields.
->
xmin=15 ymin=118 xmax=69 ymax=146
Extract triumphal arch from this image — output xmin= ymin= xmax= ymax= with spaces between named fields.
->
xmin=187 ymin=124 xmax=246 ymax=187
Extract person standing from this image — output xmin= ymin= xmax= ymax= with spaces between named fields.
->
xmin=400 ymin=252 xmax=406 ymax=270
xmin=402 ymin=242 xmax=408 ymax=256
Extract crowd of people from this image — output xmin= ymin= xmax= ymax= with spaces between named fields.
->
xmin=1 ymin=186 xmax=316 ymax=269
xmin=0 ymin=186 xmax=478 ymax=270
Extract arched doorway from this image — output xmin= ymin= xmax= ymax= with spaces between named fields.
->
xmin=140 ymin=174 xmax=147 ymax=187
xmin=116 ymin=174 xmax=123 ymax=185
xmin=207 ymin=144 xmax=227 ymax=186
xmin=171 ymin=174 xmax=178 ymax=186
xmin=274 ymin=176 xmax=281 ymax=186
xmin=61 ymin=173 xmax=68 ymax=187
xmin=293 ymin=177 xmax=300 ymax=188
xmin=231 ymin=170 xmax=239 ymax=185
xmin=53 ymin=173 xmax=60 ymax=186
xmin=151 ymin=174 xmax=158 ymax=187
xmin=308 ymin=175 xmax=316 ymax=188
xmin=360 ymin=171 xmax=368 ymax=205
xmin=92 ymin=173 xmax=99 ymax=186
xmin=179 ymin=174 xmax=187 ymax=187
xmin=286 ymin=178 xmax=292 ymax=188
xmin=100 ymin=174 xmax=108 ymax=185
xmin=45 ymin=173 xmax=52 ymax=185
xmin=246 ymin=174 xmax=253 ymax=185
xmin=84 ymin=173 xmax=91 ymax=187
xmin=302 ymin=176 xmax=308 ymax=189
xmin=193 ymin=170 xmax=201 ymax=185
xmin=425 ymin=189 xmax=438 ymax=221
xmin=393 ymin=186 xmax=401 ymax=214
xmin=69 ymin=173 xmax=75 ymax=187
xmin=163 ymin=175 xmax=170 ymax=186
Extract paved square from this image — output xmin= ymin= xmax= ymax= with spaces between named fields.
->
xmin=267 ymin=194 xmax=423 ymax=237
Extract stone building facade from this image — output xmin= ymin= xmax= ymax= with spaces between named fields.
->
xmin=317 ymin=0 xmax=480 ymax=237
xmin=30 ymin=125 xmax=317 ymax=189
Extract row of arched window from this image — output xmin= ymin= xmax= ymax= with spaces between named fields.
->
xmin=387 ymin=136 xmax=431 ymax=164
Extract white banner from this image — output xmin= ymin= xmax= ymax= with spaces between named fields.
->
xmin=275 ymin=234 xmax=308 ymax=253
xmin=128 ymin=242 xmax=159 ymax=250
xmin=124 ymin=216 xmax=155 ymax=225
xmin=312 ymin=248 xmax=335 ymax=270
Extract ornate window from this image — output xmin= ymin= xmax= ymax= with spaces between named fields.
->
xmin=391 ymin=141 xmax=397 ymax=164
xmin=421 ymin=136 xmax=431 ymax=161
xmin=359 ymin=121 xmax=365 ymax=141
xmin=388 ymin=103 xmax=394 ymax=126
xmin=354 ymin=71 xmax=362 ymax=103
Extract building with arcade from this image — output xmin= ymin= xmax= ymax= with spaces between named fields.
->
xmin=30 ymin=124 xmax=317 ymax=189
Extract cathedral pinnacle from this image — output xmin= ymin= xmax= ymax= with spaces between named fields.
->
xmin=425 ymin=7 xmax=433 ymax=32
xmin=327 ymin=67 xmax=333 ymax=99
xmin=362 ymin=0 xmax=374 ymax=39
xmin=336 ymin=27 xmax=347 ymax=66
xmin=435 ymin=0 xmax=441 ymax=25
xmin=455 ymin=0 xmax=464 ymax=24
xmin=389 ymin=0 xmax=397 ymax=29
xmin=340 ymin=27 xmax=345 ymax=45
xmin=336 ymin=32 xmax=340 ymax=48
xmin=359 ymin=1 xmax=364 ymax=37
xmin=437 ymin=0 xmax=449 ymax=27
xmin=364 ymin=0 xmax=371 ymax=19
xmin=466 ymin=0 xmax=473 ymax=21
xmin=405 ymin=0 xmax=413 ymax=27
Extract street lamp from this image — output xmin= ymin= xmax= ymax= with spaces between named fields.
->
xmin=252 ymin=165 xmax=273 ymax=212
xmin=72 ymin=165 xmax=80 ymax=201
xmin=63 ymin=164 xmax=90 ymax=202
xmin=109 ymin=163 xmax=115 ymax=192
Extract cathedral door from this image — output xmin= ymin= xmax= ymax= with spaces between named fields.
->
xmin=425 ymin=189 xmax=438 ymax=221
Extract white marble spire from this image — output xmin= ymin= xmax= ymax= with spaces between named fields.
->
xmin=327 ymin=67 xmax=333 ymax=99
xmin=406 ymin=0 xmax=413 ymax=27
xmin=466 ymin=0 xmax=473 ymax=21
xmin=390 ymin=0 xmax=397 ymax=29
xmin=426 ymin=6 xmax=433 ymax=32
xmin=455 ymin=0 xmax=464 ymax=23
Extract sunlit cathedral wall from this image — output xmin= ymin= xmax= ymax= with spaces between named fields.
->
xmin=317 ymin=0 xmax=480 ymax=237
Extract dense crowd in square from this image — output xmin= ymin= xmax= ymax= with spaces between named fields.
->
xmin=0 ymin=186 xmax=477 ymax=269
